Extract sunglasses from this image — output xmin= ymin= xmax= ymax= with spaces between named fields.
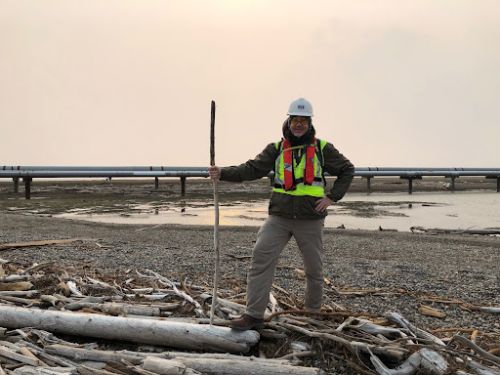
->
xmin=290 ymin=117 xmax=310 ymax=126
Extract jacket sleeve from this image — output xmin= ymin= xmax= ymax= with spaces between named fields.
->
xmin=220 ymin=143 xmax=279 ymax=182
xmin=322 ymin=142 xmax=355 ymax=202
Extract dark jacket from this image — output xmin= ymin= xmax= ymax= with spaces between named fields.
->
xmin=220 ymin=140 xmax=354 ymax=220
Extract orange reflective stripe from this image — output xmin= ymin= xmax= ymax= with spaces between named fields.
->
xmin=304 ymin=138 xmax=316 ymax=185
xmin=282 ymin=139 xmax=294 ymax=190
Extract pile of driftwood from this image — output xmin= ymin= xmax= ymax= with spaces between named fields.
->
xmin=410 ymin=226 xmax=500 ymax=236
xmin=0 ymin=257 xmax=498 ymax=375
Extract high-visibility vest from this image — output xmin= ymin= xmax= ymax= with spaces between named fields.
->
xmin=273 ymin=139 xmax=327 ymax=197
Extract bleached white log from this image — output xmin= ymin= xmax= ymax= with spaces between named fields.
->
xmin=173 ymin=357 xmax=325 ymax=375
xmin=199 ymin=294 xmax=246 ymax=314
xmin=79 ymin=361 xmax=107 ymax=370
xmin=467 ymin=360 xmax=500 ymax=375
xmin=75 ymin=365 xmax=117 ymax=375
xmin=451 ymin=335 xmax=500 ymax=365
xmin=341 ymin=318 xmax=408 ymax=339
xmin=385 ymin=311 xmax=446 ymax=346
xmin=0 ymin=305 xmax=259 ymax=353
xmin=279 ymin=322 xmax=407 ymax=360
xmin=0 ymin=340 xmax=23 ymax=351
xmin=66 ymin=282 xmax=83 ymax=297
xmin=19 ymin=342 xmax=79 ymax=368
xmin=46 ymin=344 xmax=323 ymax=374
xmin=369 ymin=348 xmax=448 ymax=375
xmin=46 ymin=345 xmax=144 ymax=365
xmin=40 ymin=295 xmax=59 ymax=306
xmin=19 ymin=347 xmax=47 ymax=367
xmin=47 ymin=344 xmax=290 ymax=365
xmin=64 ymin=301 xmax=172 ymax=317
xmin=478 ymin=306 xmax=500 ymax=314
xmin=0 ymin=345 xmax=40 ymax=366
xmin=0 ymin=275 xmax=30 ymax=282
xmin=142 ymin=357 xmax=201 ymax=375
xmin=85 ymin=277 xmax=116 ymax=290
xmin=142 ymin=270 xmax=205 ymax=317
xmin=0 ymin=291 xmax=38 ymax=297
xmin=11 ymin=366 xmax=77 ymax=375
xmin=0 ymin=295 xmax=34 ymax=305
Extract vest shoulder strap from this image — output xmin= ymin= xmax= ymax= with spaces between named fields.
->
xmin=316 ymin=139 xmax=329 ymax=168
xmin=274 ymin=139 xmax=326 ymax=166
xmin=316 ymin=139 xmax=327 ymax=186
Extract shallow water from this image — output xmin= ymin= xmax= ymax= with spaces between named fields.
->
xmin=57 ymin=191 xmax=500 ymax=232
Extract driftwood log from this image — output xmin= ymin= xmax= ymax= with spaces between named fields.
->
xmin=0 ymin=305 xmax=259 ymax=353
xmin=369 ymin=348 xmax=448 ymax=375
xmin=410 ymin=226 xmax=500 ymax=236
xmin=142 ymin=357 xmax=201 ymax=375
xmin=0 ymin=239 xmax=84 ymax=251
xmin=45 ymin=344 xmax=325 ymax=375
xmin=12 ymin=366 xmax=77 ymax=374
xmin=1 ymin=261 xmax=498 ymax=374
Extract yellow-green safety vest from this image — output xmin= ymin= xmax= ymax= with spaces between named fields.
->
xmin=273 ymin=139 xmax=327 ymax=197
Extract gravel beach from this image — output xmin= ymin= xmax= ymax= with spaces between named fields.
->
xmin=1 ymin=212 xmax=498 ymax=332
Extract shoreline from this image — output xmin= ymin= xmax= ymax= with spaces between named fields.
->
xmin=1 ymin=178 xmax=500 ymax=234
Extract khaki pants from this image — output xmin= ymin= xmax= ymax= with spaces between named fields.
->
xmin=246 ymin=215 xmax=325 ymax=319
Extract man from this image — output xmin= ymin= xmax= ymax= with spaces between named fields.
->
xmin=209 ymin=98 xmax=354 ymax=330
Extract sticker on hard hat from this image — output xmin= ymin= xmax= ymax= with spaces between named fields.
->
xmin=298 ymin=105 xmax=305 ymax=109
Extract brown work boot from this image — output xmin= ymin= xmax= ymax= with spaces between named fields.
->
xmin=229 ymin=314 xmax=264 ymax=331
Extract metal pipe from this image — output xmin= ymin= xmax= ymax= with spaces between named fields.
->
xmin=0 ymin=171 xmax=209 ymax=178
xmin=2 ymin=169 xmax=500 ymax=179
xmin=2 ymin=166 xmax=208 ymax=172
xmin=356 ymin=167 xmax=500 ymax=172
xmin=1 ymin=168 xmax=500 ymax=200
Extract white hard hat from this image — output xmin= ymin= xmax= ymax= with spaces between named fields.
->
xmin=287 ymin=98 xmax=313 ymax=117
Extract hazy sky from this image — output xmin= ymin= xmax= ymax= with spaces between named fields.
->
xmin=1 ymin=0 xmax=499 ymax=167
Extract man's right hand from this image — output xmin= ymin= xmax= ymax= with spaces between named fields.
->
xmin=208 ymin=166 xmax=221 ymax=180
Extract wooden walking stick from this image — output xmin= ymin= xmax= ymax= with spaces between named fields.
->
xmin=209 ymin=100 xmax=220 ymax=325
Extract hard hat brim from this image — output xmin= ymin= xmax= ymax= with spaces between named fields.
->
xmin=288 ymin=112 xmax=313 ymax=117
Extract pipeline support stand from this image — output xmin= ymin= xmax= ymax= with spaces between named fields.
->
xmin=180 ymin=176 xmax=186 ymax=196
xmin=449 ymin=176 xmax=458 ymax=191
xmin=23 ymin=177 xmax=32 ymax=200
xmin=486 ymin=176 xmax=500 ymax=192
xmin=365 ymin=176 xmax=372 ymax=194
xmin=400 ymin=176 xmax=422 ymax=194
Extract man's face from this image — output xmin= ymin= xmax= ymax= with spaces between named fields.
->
xmin=290 ymin=116 xmax=310 ymax=137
